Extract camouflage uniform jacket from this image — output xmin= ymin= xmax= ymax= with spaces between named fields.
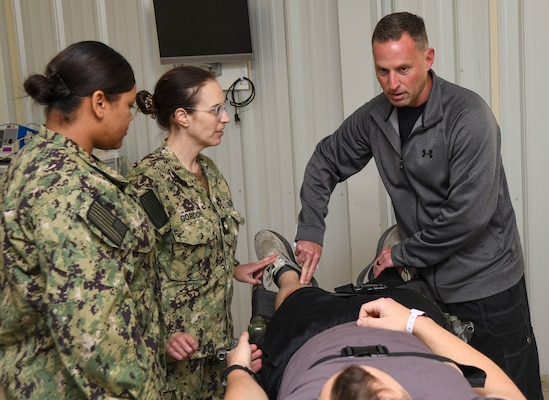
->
xmin=0 ymin=126 xmax=164 ymax=399
xmin=128 ymin=144 xmax=244 ymax=359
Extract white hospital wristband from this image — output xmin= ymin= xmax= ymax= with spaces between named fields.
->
xmin=407 ymin=309 xmax=427 ymax=334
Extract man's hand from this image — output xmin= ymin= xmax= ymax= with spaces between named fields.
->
xmin=227 ymin=331 xmax=263 ymax=373
xmin=372 ymin=246 xmax=396 ymax=278
xmin=233 ymin=254 xmax=278 ymax=285
xmin=166 ymin=332 xmax=199 ymax=360
xmin=356 ymin=297 xmax=410 ymax=332
xmin=224 ymin=332 xmax=267 ymax=399
xmin=294 ymin=240 xmax=322 ymax=284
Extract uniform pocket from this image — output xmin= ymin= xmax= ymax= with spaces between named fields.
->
xmin=165 ymin=213 xmax=217 ymax=282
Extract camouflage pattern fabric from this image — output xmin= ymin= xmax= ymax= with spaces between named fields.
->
xmin=0 ymin=126 xmax=164 ymax=399
xmin=161 ymin=356 xmax=225 ymax=400
xmin=129 ymin=144 xmax=244 ymax=399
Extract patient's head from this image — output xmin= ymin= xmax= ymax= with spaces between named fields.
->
xmin=318 ymin=365 xmax=412 ymax=400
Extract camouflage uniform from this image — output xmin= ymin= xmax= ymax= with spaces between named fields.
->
xmin=129 ymin=144 xmax=244 ymax=400
xmin=0 ymin=126 xmax=164 ymax=399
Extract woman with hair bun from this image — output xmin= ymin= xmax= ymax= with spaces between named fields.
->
xmin=0 ymin=41 xmax=164 ymax=399
xmin=129 ymin=65 xmax=273 ymax=399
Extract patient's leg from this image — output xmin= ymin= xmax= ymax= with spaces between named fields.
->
xmin=275 ymin=270 xmax=307 ymax=309
xmin=254 ymin=229 xmax=317 ymax=309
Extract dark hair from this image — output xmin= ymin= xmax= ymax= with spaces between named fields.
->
xmin=371 ymin=12 xmax=429 ymax=50
xmin=136 ymin=65 xmax=215 ymax=130
xmin=330 ymin=365 xmax=384 ymax=400
xmin=23 ymin=41 xmax=135 ymax=122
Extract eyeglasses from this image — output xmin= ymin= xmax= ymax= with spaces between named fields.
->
xmin=183 ymin=101 xmax=228 ymax=120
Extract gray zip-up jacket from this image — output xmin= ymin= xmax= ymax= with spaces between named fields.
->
xmin=296 ymin=71 xmax=523 ymax=303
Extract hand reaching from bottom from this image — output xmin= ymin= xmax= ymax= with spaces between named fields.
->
xmin=227 ymin=331 xmax=263 ymax=374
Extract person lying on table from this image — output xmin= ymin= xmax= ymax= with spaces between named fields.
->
xmin=222 ymin=230 xmax=525 ymax=400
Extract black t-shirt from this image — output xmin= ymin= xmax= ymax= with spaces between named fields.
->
xmin=398 ymin=103 xmax=426 ymax=143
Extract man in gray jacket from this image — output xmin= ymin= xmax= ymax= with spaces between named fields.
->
xmin=294 ymin=11 xmax=542 ymax=399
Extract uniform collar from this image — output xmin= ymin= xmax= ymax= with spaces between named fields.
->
xmin=39 ymin=125 xmax=129 ymax=190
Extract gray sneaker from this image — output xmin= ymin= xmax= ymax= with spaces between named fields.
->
xmin=254 ymin=230 xmax=307 ymax=291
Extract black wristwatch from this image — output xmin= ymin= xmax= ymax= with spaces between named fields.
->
xmin=221 ymin=364 xmax=255 ymax=387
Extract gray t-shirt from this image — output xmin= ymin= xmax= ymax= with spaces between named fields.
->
xmin=278 ymin=322 xmax=502 ymax=400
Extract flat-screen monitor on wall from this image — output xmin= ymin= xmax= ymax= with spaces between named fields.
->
xmin=152 ymin=0 xmax=254 ymax=64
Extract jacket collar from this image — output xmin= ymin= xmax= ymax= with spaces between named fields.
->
xmin=373 ymin=70 xmax=444 ymax=130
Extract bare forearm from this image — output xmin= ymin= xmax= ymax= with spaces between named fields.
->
xmin=413 ymin=317 xmax=525 ymax=399
xmin=224 ymin=331 xmax=267 ymax=399
xmin=224 ymin=370 xmax=268 ymax=400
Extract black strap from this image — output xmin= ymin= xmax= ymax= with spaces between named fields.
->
xmin=334 ymin=283 xmax=388 ymax=295
xmin=221 ymin=364 xmax=256 ymax=387
xmin=309 ymin=344 xmax=486 ymax=388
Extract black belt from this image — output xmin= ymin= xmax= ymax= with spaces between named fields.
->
xmin=309 ymin=344 xmax=486 ymax=388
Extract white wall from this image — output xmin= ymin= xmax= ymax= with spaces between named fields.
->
xmin=1 ymin=0 xmax=547 ymax=374
xmin=522 ymin=0 xmax=549 ymax=376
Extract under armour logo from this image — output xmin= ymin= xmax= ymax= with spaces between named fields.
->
xmin=422 ymin=149 xmax=433 ymax=158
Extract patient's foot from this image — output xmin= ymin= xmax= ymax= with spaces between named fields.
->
xmin=254 ymin=230 xmax=317 ymax=291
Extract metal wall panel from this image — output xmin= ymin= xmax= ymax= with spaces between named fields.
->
xmin=60 ymin=0 xmax=99 ymax=44
xmin=15 ymin=1 xmax=57 ymax=122
xmin=522 ymin=0 xmax=549 ymax=376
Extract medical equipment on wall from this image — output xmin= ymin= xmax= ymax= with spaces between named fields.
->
xmin=0 ymin=123 xmax=38 ymax=160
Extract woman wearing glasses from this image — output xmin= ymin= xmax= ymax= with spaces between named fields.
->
xmin=130 ymin=65 xmax=275 ymax=400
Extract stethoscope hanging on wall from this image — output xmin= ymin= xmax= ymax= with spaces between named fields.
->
xmin=225 ymin=77 xmax=255 ymax=123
